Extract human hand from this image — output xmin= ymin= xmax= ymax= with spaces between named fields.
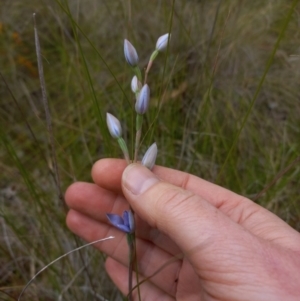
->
xmin=65 ymin=159 xmax=300 ymax=301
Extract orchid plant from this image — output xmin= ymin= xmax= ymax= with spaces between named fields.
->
xmin=105 ymin=33 xmax=170 ymax=300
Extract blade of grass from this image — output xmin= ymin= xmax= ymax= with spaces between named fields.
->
xmin=147 ymin=0 xmax=175 ymax=144
xmin=18 ymin=236 xmax=114 ymax=301
xmin=56 ymin=0 xmax=135 ymax=160
xmin=59 ymin=0 xmax=112 ymax=154
xmin=54 ymin=4 xmax=112 ymax=299
xmin=0 ymin=72 xmax=53 ymax=179
xmin=34 ymin=13 xmax=101 ymax=301
xmin=33 ymin=13 xmax=64 ymax=206
xmin=215 ymin=0 xmax=299 ymax=184
xmin=253 ymin=156 xmax=300 ymax=202
xmin=0 ymin=127 xmax=65 ymax=257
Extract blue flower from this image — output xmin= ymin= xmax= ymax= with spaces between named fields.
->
xmin=106 ymin=210 xmax=135 ymax=234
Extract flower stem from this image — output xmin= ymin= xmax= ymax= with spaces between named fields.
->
xmin=126 ymin=231 xmax=141 ymax=301
xmin=133 ymin=66 xmax=142 ymax=82
xmin=134 ymin=114 xmax=143 ymax=162
xmin=127 ymin=233 xmax=135 ymax=301
xmin=144 ymin=60 xmax=152 ymax=85
xmin=117 ymin=137 xmax=131 ymax=164
xmin=144 ymin=50 xmax=158 ymax=84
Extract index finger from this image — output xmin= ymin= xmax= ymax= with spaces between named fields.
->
xmin=92 ymin=159 xmax=300 ymax=249
xmin=92 ymin=158 xmax=245 ymax=208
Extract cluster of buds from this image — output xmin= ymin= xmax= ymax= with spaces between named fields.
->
xmin=106 ymin=33 xmax=170 ymax=234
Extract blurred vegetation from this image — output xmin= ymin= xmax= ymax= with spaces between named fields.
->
xmin=0 ymin=0 xmax=300 ymax=300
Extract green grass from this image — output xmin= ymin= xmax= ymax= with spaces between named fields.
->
xmin=1 ymin=0 xmax=300 ymax=300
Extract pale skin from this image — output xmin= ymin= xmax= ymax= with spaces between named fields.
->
xmin=65 ymin=159 xmax=300 ymax=301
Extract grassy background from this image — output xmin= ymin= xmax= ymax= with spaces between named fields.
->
xmin=1 ymin=0 xmax=300 ymax=300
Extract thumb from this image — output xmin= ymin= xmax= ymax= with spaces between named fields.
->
xmin=122 ymin=164 xmax=260 ymax=270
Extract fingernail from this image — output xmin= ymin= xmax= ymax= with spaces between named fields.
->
xmin=123 ymin=164 xmax=159 ymax=195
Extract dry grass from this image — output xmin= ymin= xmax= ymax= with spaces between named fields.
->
xmin=0 ymin=0 xmax=300 ymax=300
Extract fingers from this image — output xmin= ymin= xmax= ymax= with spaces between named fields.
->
xmin=92 ymin=159 xmax=127 ymax=194
xmin=91 ymin=159 xmax=243 ymax=210
xmin=120 ymin=164 xmax=300 ymax=299
xmin=121 ymin=164 xmax=266 ymax=275
xmin=66 ymin=210 xmax=183 ymax=296
xmin=91 ymin=159 xmax=261 ymax=225
xmin=92 ymin=159 xmax=300 ymax=249
xmin=122 ymin=164 xmax=300 ymax=300
xmin=65 ymin=182 xmax=126 ymax=220
xmin=65 ymin=182 xmax=180 ymax=254
xmin=105 ymin=257 xmax=175 ymax=301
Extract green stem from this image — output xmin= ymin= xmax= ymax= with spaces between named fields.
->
xmin=127 ymin=233 xmax=135 ymax=301
xmin=117 ymin=137 xmax=130 ymax=164
xmin=134 ymin=114 xmax=144 ymax=162
xmin=133 ymin=66 xmax=142 ymax=82
xmin=144 ymin=50 xmax=158 ymax=84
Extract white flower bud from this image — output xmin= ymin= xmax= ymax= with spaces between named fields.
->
xmin=156 ymin=33 xmax=171 ymax=52
xmin=106 ymin=113 xmax=122 ymax=138
xmin=131 ymin=75 xmax=142 ymax=93
xmin=135 ymin=84 xmax=150 ymax=114
xmin=124 ymin=39 xmax=139 ymax=67
xmin=142 ymin=143 xmax=157 ymax=170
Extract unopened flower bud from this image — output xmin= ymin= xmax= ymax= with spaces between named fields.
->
xmin=142 ymin=142 xmax=157 ymax=170
xmin=106 ymin=113 xmax=122 ymax=138
xmin=131 ymin=75 xmax=142 ymax=93
xmin=135 ymin=84 xmax=150 ymax=114
xmin=156 ymin=33 xmax=171 ymax=52
xmin=124 ymin=39 xmax=139 ymax=67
